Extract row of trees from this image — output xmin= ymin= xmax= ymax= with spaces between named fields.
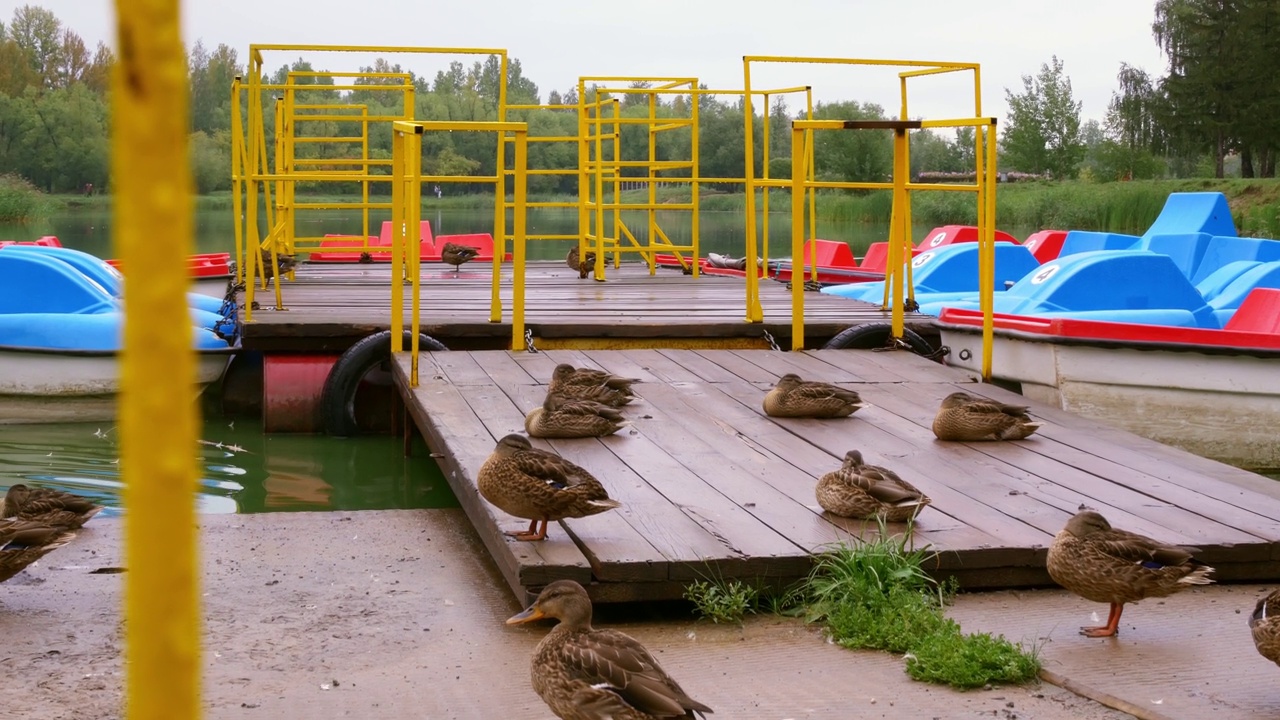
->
xmin=1 ymin=2 xmax=1273 ymax=194
xmin=1003 ymin=0 xmax=1280 ymax=180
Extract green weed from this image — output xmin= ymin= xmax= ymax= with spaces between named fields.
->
xmin=0 ymin=174 xmax=56 ymax=223
xmin=682 ymin=578 xmax=758 ymax=625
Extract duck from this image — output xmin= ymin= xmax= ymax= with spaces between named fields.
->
xmin=440 ymin=242 xmax=481 ymax=273
xmin=547 ymin=364 xmax=639 ymax=407
xmin=1046 ymin=509 xmax=1215 ymax=637
xmin=525 ymin=392 xmax=630 ymax=439
xmin=762 ymin=373 xmax=866 ymax=418
xmin=477 ymin=434 xmax=621 ymax=541
xmin=0 ymin=518 xmax=78 ymax=584
xmin=815 ymin=450 xmax=931 ymax=522
xmin=931 ymin=391 xmax=1043 ymax=441
xmin=2 ymin=484 xmax=103 ymax=529
xmin=507 ymin=579 xmax=714 ymax=719
xmin=566 ymin=245 xmax=596 ymax=279
xmin=1249 ymin=588 xmax=1280 ymax=666
xmin=259 ymin=247 xmax=297 ymax=281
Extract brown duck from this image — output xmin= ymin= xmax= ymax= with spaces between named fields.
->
xmin=0 ymin=518 xmax=77 ymax=583
xmin=259 ymin=247 xmax=297 ymax=281
xmin=477 ymin=434 xmax=621 ymax=541
xmin=547 ymin=364 xmax=639 ymax=407
xmin=762 ymin=373 xmax=867 ymax=418
xmin=1250 ymin=588 xmax=1280 ymax=666
xmin=2 ymin=484 xmax=103 ymax=529
xmin=1046 ymin=509 xmax=1214 ymax=637
xmin=526 ymin=392 xmax=630 ymax=439
xmin=508 ymin=579 xmax=714 ymax=719
xmin=440 ymin=242 xmax=481 ymax=273
xmin=815 ymin=450 xmax=931 ymax=522
xmin=931 ymin=391 xmax=1042 ymax=441
xmin=566 ymin=245 xmax=597 ymax=279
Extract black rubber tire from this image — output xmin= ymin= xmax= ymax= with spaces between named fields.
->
xmin=321 ymin=330 xmax=447 ymax=437
xmin=822 ymin=322 xmax=936 ymax=359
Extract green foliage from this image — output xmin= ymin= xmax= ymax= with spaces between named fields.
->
xmin=794 ymin=525 xmax=1040 ymax=690
xmin=905 ymin=630 xmax=1042 ymax=688
xmin=683 ymin=578 xmax=758 ymax=625
xmin=1001 ymin=56 xmax=1085 ymax=179
xmin=0 ymin=172 xmax=55 ymax=222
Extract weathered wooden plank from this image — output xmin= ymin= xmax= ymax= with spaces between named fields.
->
xmin=617 ymin=349 xmax=705 ymax=383
xmin=469 ymin=350 xmax=540 ymax=388
xmin=727 ymin=349 xmax=868 ymax=383
xmin=653 ymin=349 xmax=746 ymax=383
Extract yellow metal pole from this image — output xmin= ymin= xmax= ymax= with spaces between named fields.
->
xmin=890 ymin=126 xmax=910 ymax=339
xmin=981 ymin=120 xmax=997 ymax=380
xmin=512 ymin=128 xmax=528 ymax=350
xmin=689 ymin=82 xmax=701 ymax=278
xmin=409 ymin=127 xmax=422 ymax=387
xmin=761 ymin=92 xmax=771 ymax=272
xmin=611 ymin=98 xmax=621 ymax=271
xmin=242 ymin=59 xmax=259 ymax=321
xmin=647 ymin=90 xmax=657 ymax=274
xmin=742 ymin=58 xmax=762 ymax=322
xmin=790 ymin=125 xmax=807 ymax=350
xmin=231 ymin=76 xmax=244 ymax=285
xmin=361 ymin=105 xmax=370 ymax=245
xmin=593 ymin=98 xmax=606 ymax=280
xmin=805 ymin=88 xmax=817 ymax=283
xmin=390 ymin=127 xmax=405 ymax=350
xmin=113 ymin=1 xmax=200 ymax=718
xmin=491 ymin=55 xmax=509 ymax=314
xmin=898 ymin=77 xmax=916 ymax=299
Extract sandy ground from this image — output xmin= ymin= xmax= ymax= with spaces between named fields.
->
xmin=0 ymin=510 xmax=1172 ymax=719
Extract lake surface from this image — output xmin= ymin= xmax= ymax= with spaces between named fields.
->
xmin=1 ymin=202 xmax=1044 ymax=261
xmin=0 ymin=419 xmax=458 ymax=515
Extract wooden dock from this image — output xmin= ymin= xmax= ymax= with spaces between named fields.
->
xmin=391 ymin=346 xmax=1280 ymax=604
xmin=239 ymin=260 xmax=931 ymax=352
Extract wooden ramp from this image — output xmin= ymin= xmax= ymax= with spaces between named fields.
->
xmin=239 ymin=261 xmax=929 ymax=351
xmin=391 ymin=347 xmax=1280 ymax=604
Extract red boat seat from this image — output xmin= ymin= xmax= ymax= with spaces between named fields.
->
xmin=1021 ymin=230 xmax=1068 ymax=263
xmin=917 ymin=225 xmax=1017 ymax=250
xmin=1224 ymin=288 xmax=1280 ymax=333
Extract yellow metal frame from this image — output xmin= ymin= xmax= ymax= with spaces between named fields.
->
xmin=390 ymin=120 xmax=529 ymax=375
xmin=748 ymin=56 xmax=997 ymax=376
xmin=114 ymin=0 xmax=201 ymax=717
xmin=237 ymin=45 xmax=510 ymax=320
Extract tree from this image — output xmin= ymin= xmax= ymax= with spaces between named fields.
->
xmin=1000 ymin=55 xmax=1085 ymax=179
xmin=8 ymin=5 xmax=64 ymax=89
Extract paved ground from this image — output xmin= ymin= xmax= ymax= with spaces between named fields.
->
xmin=2 ymin=509 xmax=1264 ymax=719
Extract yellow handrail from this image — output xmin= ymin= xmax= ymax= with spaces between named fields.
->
xmin=114 ymin=0 xmax=201 ymax=717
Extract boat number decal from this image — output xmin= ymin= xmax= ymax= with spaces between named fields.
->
xmin=911 ymin=252 xmax=934 ymax=268
xmin=929 ymin=231 xmax=947 ymax=247
xmin=1024 ymin=237 xmax=1039 ymax=250
xmin=1030 ymin=264 xmax=1060 ymax=284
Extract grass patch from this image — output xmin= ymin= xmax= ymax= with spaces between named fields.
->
xmin=796 ymin=523 xmax=1041 ymax=690
xmin=683 ymin=578 xmax=758 ymax=625
xmin=0 ymin=174 xmax=58 ymax=223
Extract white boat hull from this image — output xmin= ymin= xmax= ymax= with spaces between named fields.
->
xmin=939 ymin=327 xmax=1280 ymax=470
xmin=0 ymin=348 xmax=232 ymax=424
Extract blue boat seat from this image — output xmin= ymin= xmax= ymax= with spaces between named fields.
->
xmin=1056 ymin=230 xmax=1140 ymax=258
xmin=1128 ymin=232 xmax=1212 ymax=279
xmin=821 ymin=242 xmax=1039 ymax=302
xmin=1190 ymin=235 xmax=1280 ymax=284
xmin=1205 ymin=261 xmax=1280 ymax=326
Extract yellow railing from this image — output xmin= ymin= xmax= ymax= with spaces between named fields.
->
xmin=389 ymin=120 xmax=530 ymax=377
xmin=113 ymin=0 xmax=201 ymax=717
xmin=237 ymin=45 xmax=510 ymax=321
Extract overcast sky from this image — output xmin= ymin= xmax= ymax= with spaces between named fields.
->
xmin=4 ymin=0 xmax=1167 ymax=124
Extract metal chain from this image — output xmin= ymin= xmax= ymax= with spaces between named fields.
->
xmin=762 ymin=329 xmax=781 ymax=352
xmin=524 ymin=328 xmax=538 ymax=354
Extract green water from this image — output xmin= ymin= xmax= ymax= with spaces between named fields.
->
xmin=0 ymin=420 xmax=458 ymax=515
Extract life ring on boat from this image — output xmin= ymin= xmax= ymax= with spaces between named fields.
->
xmin=822 ymin=322 xmax=936 ymax=359
xmin=321 ymin=329 xmax=448 ymax=437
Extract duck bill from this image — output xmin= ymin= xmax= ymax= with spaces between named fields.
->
xmin=506 ymin=605 xmax=546 ymax=625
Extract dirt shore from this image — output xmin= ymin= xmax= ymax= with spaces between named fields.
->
xmin=0 ymin=510 xmax=1150 ymax=719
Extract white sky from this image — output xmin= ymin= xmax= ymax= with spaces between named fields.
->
xmin=4 ymin=0 xmax=1167 ymax=124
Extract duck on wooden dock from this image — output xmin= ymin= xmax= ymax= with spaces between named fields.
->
xmin=477 ymin=434 xmax=621 ymax=541
xmin=1046 ymin=508 xmax=1215 ymax=637
xmin=547 ymin=364 xmax=640 ymax=407
xmin=259 ymin=247 xmax=297 ymax=281
xmin=566 ymin=246 xmax=596 ymax=279
xmin=2 ymin=484 xmax=103 ymax=529
xmin=0 ymin=518 xmax=77 ymax=583
xmin=931 ymin=391 xmax=1042 ymax=441
xmin=507 ymin=579 xmax=714 ymax=720
xmin=816 ymin=450 xmax=931 ymax=522
xmin=440 ymin=242 xmax=481 ymax=273
xmin=1250 ymin=588 xmax=1280 ymax=666
xmin=525 ymin=392 xmax=630 ymax=439
xmin=763 ymin=373 xmax=867 ymax=418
